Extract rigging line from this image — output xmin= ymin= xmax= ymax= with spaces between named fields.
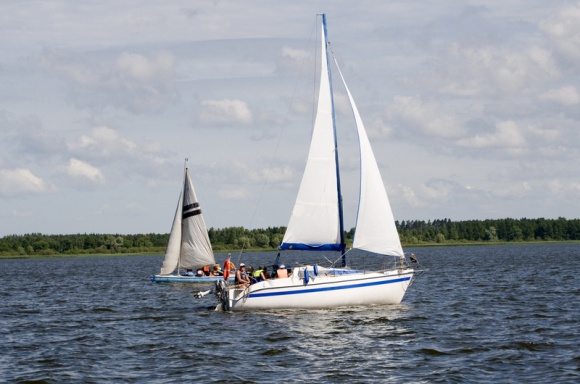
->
xmin=236 ymin=17 xmax=319 ymax=260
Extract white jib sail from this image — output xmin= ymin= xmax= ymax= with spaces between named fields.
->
xmin=281 ymin=22 xmax=341 ymax=249
xmin=333 ymin=57 xmax=404 ymax=257
xmin=160 ymin=191 xmax=183 ymax=275
xmin=180 ymin=170 xmax=215 ymax=269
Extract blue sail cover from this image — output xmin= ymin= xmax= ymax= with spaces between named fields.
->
xmin=279 ymin=242 xmax=343 ymax=251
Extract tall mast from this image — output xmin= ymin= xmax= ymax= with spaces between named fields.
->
xmin=177 ymin=158 xmax=188 ymax=273
xmin=321 ymin=14 xmax=346 ymax=266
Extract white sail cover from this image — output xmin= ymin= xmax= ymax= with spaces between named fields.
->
xmin=280 ymin=22 xmax=341 ymax=251
xmin=333 ymin=60 xmax=404 ymax=257
xmin=159 ymin=168 xmax=215 ymax=274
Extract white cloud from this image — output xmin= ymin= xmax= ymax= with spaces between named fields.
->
xmin=40 ymin=49 xmax=177 ymax=113
xmin=40 ymin=49 xmax=97 ymax=86
xmin=282 ymin=46 xmax=309 ymax=61
xmin=65 ymin=158 xmax=106 ymax=185
xmin=117 ymin=52 xmax=175 ymax=80
xmin=11 ymin=209 xmax=33 ymax=218
xmin=528 ymin=46 xmax=560 ymax=77
xmin=67 ymin=126 xmax=137 ymax=159
xmin=490 ymin=181 xmax=532 ymax=200
xmin=456 ymin=120 xmax=526 ymax=149
xmin=388 ymin=96 xmax=462 ymax=139
xmin=0 ymin=168 xmax=55 ymax=197
xmin=540 ymin=3 xmax=580 ymax=61
xmin=199 ymin=99 xmax=253 ymax=125
xmin=397 ymin=184 xmax=423 ymax=208
xmin=218 ymin=188 xmax=250 ymax=201
xmin=126 ymin=202 xmax=145 ymax=214
xmin=457 ymin=46 xmax=556 ymax=94
xmin=540 ymin=86 xmax=580 ymax=105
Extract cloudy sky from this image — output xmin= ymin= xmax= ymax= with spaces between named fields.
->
xmin=1 ymin=1 xmax=579 ymax=237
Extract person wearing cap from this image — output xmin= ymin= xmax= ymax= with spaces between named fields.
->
xmin=276 ymin=264 xmax=288 ymax=278
xmin=235 ymin=263 xmax=251 ymax=286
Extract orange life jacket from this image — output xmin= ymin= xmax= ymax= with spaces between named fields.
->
xmin=223 ymin=259 xmax=231 ymax=281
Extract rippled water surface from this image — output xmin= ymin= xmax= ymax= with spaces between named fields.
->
xmin=1 ymin=243 xmax=579 ymax=383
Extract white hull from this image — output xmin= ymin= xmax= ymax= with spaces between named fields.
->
xmin=217 ymin=266 xmax=413 ymax=311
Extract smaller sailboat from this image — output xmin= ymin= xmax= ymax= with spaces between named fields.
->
xmin=150 ymin=159 xmax=233 ymax=283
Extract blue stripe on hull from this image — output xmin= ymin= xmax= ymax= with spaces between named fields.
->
xmin=248 ymin=276 xmax=411 ymax=298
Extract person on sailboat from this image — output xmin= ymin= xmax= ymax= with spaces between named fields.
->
xmin=260 ymin=267 xmax=270 ymax=281
xmin=262 ymin=267 xmax=270 ymax=280
xmin=252 ymin=266 xmax=267 ymax=282
xmin=212 ymin=264 xmax=222 ymax=276
xmin=235 ymin=263 xmax=251 ymax=286
xmin=276 ymin=265 xmax=288 ymax=279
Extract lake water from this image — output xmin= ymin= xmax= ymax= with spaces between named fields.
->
xmin=1 ymin=243 xmax=578 ymax=383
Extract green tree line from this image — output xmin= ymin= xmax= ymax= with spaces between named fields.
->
xmin=1 ymin=217 xmax=579 ymax=257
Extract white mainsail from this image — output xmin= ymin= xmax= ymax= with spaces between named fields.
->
xmin=159 ymin=166 xmax=215 ymax=275
xmin=280 ymin=21 xmax=342 ymax=251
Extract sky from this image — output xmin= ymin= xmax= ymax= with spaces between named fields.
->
xmin=1 ymin=0 xmax=579 ymax=237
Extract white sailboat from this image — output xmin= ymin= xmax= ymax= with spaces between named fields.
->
xmin=151 ymin=160 xmax=233 ymax=283
xmin=213 ymin=14 xmax=416 ymax=310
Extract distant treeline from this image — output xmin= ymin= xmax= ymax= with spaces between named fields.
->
xmin=1 ymin=217 xmax=579 ymax=257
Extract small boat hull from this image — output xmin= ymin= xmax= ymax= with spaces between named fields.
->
xmin=216 ymin=266 xmax=414 ymax=311
xmin=151 ymin=274 xmax=234 ymax=283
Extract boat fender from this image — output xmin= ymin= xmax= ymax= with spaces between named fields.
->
xmin=303 ymin=268 xmax=310 ymax=284
xmin=313 ymin=264 xmax=319 ymax=276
